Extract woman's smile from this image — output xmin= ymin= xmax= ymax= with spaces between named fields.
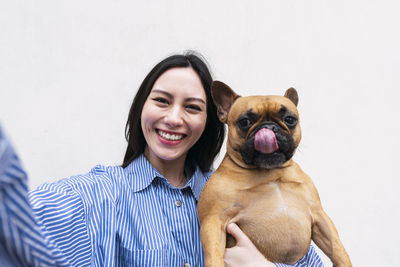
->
xmin=157 ymin=129 xmax=186 ymax=144
xmin=141 ymin=67 xmax=207 ymax=164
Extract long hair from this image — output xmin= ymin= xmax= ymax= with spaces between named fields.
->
xmin=122 ymin=51 xmax=225 ymax=172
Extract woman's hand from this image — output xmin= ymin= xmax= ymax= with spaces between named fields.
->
xmin=223 ymin=223 xmax=276 ymax=267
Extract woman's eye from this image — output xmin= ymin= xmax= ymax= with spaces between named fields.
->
xmin=284 ymin=116 xmax=297 ymax=126
xmin=153 ymin=98 xmax=169 ymax=104
xmin=238 ymin=118 xmax=252 ymax=129
xmin=186 ymin=105 xmax=201 ymax=111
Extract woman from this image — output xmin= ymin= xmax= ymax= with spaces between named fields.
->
xmin=0 ymin=52 xmax=322 ymax=266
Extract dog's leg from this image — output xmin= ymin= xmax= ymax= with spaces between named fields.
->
xmin=200 ymin=215 xmax=226 ymax=267
xmin=312 ymin=209 xmax=352 ymax=267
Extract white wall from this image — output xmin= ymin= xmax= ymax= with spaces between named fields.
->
xmin=1 ymin=0 xmax=399 ymax=266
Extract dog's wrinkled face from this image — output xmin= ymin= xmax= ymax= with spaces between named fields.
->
xmin=212 ymin=81 xmax=301 ymax=169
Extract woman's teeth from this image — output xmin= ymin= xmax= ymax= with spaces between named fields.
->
xmin=157 ymin=130 xmax=184 ymax=141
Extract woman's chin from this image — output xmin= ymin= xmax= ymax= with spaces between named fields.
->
xmin=145 ymin=146 xmax=187 ymax=164
xmin=157 ymin=151 xmax=186 ymax=162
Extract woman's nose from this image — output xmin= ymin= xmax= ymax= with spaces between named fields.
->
xmin=164 ymin=106 xmax=184 ymax=127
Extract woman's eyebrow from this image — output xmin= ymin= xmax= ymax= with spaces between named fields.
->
xmin=151 ymin=89 xmax=172 ymax=98
xmin=185 ymin=97 xmax=206 ymax=105
xmin=152 ymin=89 xmax=206 ymax=104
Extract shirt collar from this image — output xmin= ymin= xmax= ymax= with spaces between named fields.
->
xmin=124 ymin=154 xmax=210 ymax=201
xmin=190 ymin=167 xmax=211 ymax=201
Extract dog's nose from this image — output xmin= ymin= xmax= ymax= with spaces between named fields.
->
xmin=260 ymin=123 xmax=279 ymax=133
xmin=268 ymin=125 xmax=279 ymax=132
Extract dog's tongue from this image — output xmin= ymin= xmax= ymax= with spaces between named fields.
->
xmin=254 ymin=128 xmax=279 ymax=154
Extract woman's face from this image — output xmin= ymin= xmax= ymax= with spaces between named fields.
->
xmin=141 ymin=67 xmax=207 ymax=164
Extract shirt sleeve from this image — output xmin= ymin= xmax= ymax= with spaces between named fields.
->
xmin=0 ymin=124 xmax=61 ymax=266
xmin=29 ymin=178 xmax=93 ymax=266
xmin=0 ymin=124 xmax=91 ymax=266
xmin=274 ymin=244 xmax=324 ymax=267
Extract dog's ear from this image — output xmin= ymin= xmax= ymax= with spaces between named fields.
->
xmin=284 ymin=87 xmax=298 ymax=107
xmin=211 ymin=81 xmax=240 ymax=123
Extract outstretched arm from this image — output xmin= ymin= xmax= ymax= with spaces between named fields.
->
xmin=0 ymin=124 xmax=68 ymax=266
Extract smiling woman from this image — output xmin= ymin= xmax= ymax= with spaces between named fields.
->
xmin=141 ymin=68 xmax=208 ymax=187
xmin=122 ymin=53 xmax=223 ymax=175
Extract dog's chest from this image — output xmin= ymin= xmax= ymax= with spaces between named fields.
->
xmin=233 ymin=181 xmax=312 ymax=263
xmin=238 ymin=181 xmax=309 ymax=215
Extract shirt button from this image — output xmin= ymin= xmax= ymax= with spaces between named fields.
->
xmin=174 ymin=200 xmax=182 ymax=207
xmin=183 ymin=263 xmax=191 ymax=267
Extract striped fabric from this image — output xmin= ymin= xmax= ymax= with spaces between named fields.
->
xmin=275 ymin=246 xmax=323 ymax=267
xmin=0 ymin=123 xmax=323 ymax=266
xmin=0 ymin=125 xmax=68 ymax=266
xmin=29 ymin=154 xmax=208 ymax=267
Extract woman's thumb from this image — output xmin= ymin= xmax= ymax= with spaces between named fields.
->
xmin=226 ymin=223 xmax=247 ymax=245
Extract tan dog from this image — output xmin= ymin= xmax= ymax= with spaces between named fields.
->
xmin=198 ymin=81 xmax=351 ymax=266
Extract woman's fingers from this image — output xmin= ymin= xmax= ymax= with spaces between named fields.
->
xmin=226 ymin=223 xmax=251 ymax=246
xmin=224 ymin=223 xmax=275 ymax=267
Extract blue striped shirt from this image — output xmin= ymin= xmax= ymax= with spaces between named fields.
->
xmin=0 ymin=124 xmax=323 ymax=266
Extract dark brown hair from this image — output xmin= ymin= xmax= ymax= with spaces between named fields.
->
xmin=122 ymin=51 xmax=225 ymax=172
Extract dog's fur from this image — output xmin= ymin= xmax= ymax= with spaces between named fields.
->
xmin=198 ymin=81 xmax=351 ymax=266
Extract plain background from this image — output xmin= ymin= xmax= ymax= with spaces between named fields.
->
xmin=1 ymin=0 xmax=399 ymax=266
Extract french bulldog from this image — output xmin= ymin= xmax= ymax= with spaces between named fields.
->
xmin=198 ymin=81 xmax=351 ymax=266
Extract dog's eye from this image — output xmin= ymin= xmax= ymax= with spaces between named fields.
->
xmin=284 ymin=116 xmax=297 ymax=127
xmin=238 ymin=118 xmax=252 ymax=129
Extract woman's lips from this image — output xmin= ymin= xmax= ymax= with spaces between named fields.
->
xmin=157 ymin=129 xmax=186 ymax=145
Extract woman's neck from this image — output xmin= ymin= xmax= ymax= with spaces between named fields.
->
xmin=144 ymin=147 xmax=187 ymax=188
